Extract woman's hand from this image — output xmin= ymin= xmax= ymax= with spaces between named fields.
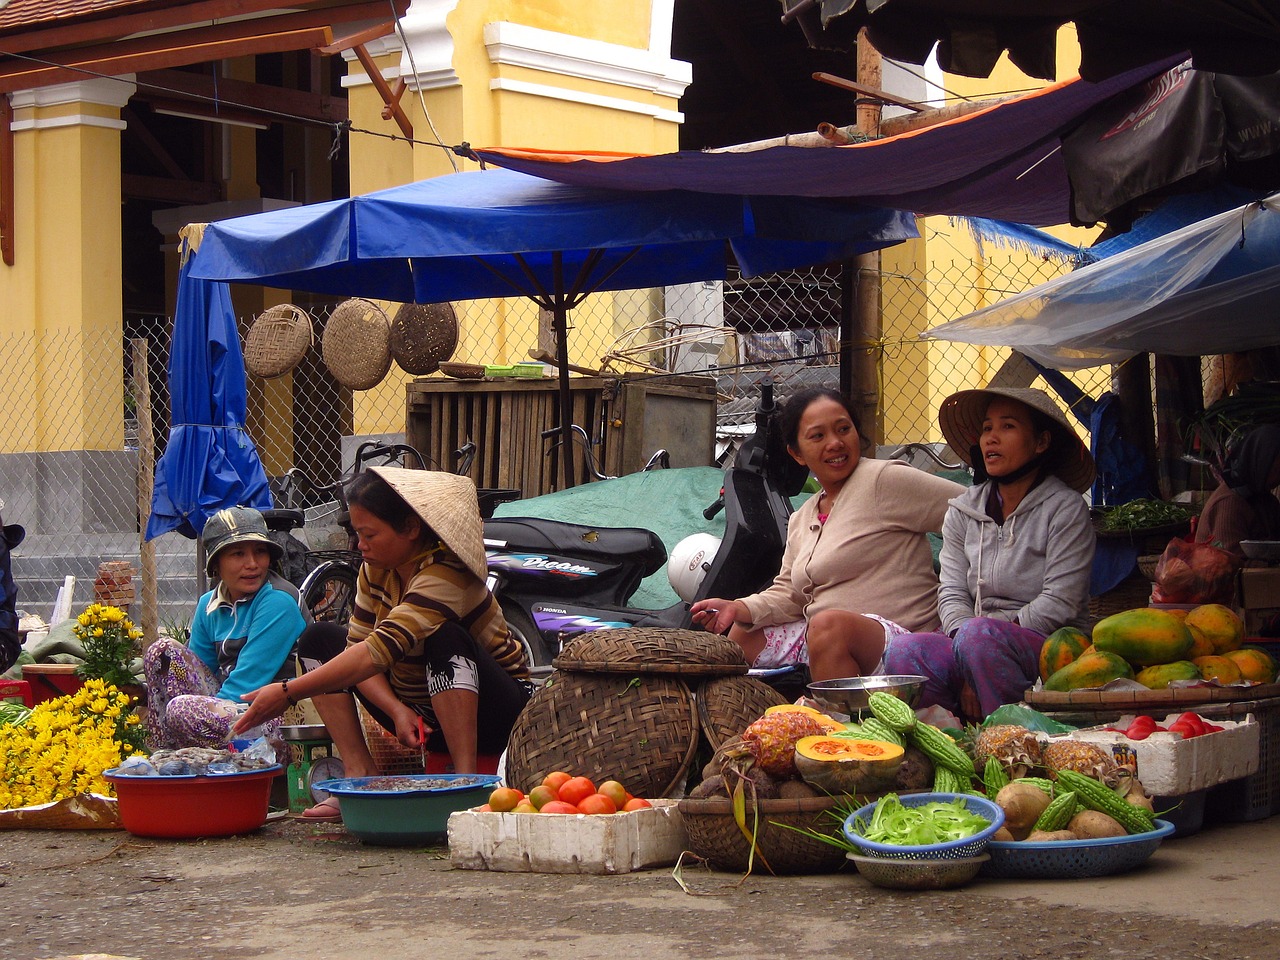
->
xmin=233 ymin=683 xmax=288 ymax=734
xmin=391 ymin=705 xmax=432 ymax=749
xmin=689 ymin=598 xmax=744 ymax=635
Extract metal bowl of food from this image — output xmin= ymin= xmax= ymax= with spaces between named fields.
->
xmin=806 ymin=675 xmax=926 ymax=716
xmin=1240 ymin=540 xmax=1280 ymax=562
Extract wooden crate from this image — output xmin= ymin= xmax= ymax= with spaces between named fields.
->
xmin=404 ymin=375 xmax=715 ymax=499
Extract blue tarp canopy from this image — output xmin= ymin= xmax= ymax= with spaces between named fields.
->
xmin=146 ymin=242 xmax=271 ymax=541
xmin=924 ymin=191 xmax=1280 ymax=369
xmin=187 ymin=166 xmax=917 ymax=486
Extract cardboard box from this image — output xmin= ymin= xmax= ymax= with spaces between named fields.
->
xmin=1240 ymin=568 xmax=1280 ymax=636
xmin=1060 ymin=714 xmax=1260 ymax=796
xmin=448 ymin=799 xmax=686 ymax=875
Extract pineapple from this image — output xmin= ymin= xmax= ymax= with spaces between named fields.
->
xmin=1041 ymin=739 xmax=1120 ymax=786
xmin=973 ymin=724 xmax=1044 ymax=780
xmin=739 ymin=711 xmax=829 ymax=778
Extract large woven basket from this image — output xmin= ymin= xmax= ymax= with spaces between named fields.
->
xmin=678 ymin=795 xmax=850 ymax=874
xmin=552 ymin=626 xmax=750 ymax=676
xmin=1088 ymin=572 xmax=1154 ymax=624
xmin=323 ymin=298 xmax=392 ymax=390
xmin=244 ymin=303 xmax=312 ymax=378
xmin=505 ymin=672 xmax=699 ymax=798
xmin=390 ymin=301 xmax=459 ymax=375
xmin=696 ymin=674 xmax=788 ymax=749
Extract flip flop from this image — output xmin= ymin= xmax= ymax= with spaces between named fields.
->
xmin=297 ymin=796 xmax=342 ymax=822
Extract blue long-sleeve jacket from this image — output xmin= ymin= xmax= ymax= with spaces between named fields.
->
xmin=188 ymin=580 xmax=304 ymax=702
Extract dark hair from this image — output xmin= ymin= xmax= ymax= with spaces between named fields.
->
xmin=777 ymin=386 xmax=863 ymax=450
xmin=345 ymin=471 xmax=428 ymax=539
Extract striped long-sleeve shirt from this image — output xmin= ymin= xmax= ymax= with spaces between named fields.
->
xmin=348 ymin=543 xmax=528 ymax=705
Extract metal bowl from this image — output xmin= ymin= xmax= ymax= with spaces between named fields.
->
xmin=847 ymin=852 xmax=989 ymax=890
xmin=806 ymin=675 xmax=925 ymax=716
xmin=1240 ymin=540 xmax=1280 ymax=562
xmin=280 ymin=724 xmax=331 ymax=742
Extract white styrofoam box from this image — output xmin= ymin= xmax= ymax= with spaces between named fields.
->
xmin=1061 ymin=714 xmax=1260 ymax=796
xmin=447 ymin=799 xmax=686 ymax=875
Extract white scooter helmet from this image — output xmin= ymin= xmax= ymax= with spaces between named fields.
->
xmin=667 ymin=533 xmax=722 ymax=603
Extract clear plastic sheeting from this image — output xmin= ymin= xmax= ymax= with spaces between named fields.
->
xmin=924 ymin=194 xmax=1280 ymax=370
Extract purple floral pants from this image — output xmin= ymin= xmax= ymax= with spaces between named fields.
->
xmin=882 ymin=617 xmax=1045 ymax=720
xmin=143 ymin=638 xmax=283 ymax=749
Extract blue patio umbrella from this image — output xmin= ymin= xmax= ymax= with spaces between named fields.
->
xmin=146 ymin=238 xmax=272 ymax=541
xmin=188 ymin=167 xmax=917 ymax=486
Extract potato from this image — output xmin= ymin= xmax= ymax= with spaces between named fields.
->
xmin=1027 ymin=829 xmax=1079 ymax=842
xmin=1069 ymin=810 xmax=1127 ymax=839
xmin=995 ymin=782 xmax=1053 ymax=840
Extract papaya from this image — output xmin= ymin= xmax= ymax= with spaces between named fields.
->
xmin=1192 ymin=655 xmax=1243 ymax=684
xmin=1044 ymin=650 xmax=1134 ymax=692
xmin=1039 ymin=626 xmax=1091 ymax=682
xmin=1185 ymin=624 xmax=1217 ymax=660
xmin=1184 ymin=604 xmax=1245 ymax=655
xmin=1224 ymin=647 xmax=1278 ymax=684
xmin=1092 ymin=608 xmax=1194 ymax=666
xmin=1134 ymin=660 xmax=1202 ymax=690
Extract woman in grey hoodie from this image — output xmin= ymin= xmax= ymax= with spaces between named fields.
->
xmin=883 ymin=388 xmax=1095 ymax=721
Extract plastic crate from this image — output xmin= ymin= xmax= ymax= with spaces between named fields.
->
xmin=1206 ymin=697 xmax=1280 ymax=822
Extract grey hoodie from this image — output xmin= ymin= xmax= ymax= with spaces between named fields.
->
xmin=937 ymin=475 xmax=1094 ymax=637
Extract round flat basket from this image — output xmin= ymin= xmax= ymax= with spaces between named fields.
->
xmin=980 ymin=820 xmax=1174 ymax=879
xmin=390 ymin=301 xmax=459 ymax=375
xmin=504 ymin=671 xmax=699 ymax=798
xmin=552 ymin=626 xmax=750 ymax=676
xmin=439 ymin=361 xmax=486 ymax=380
xmin=244 ymin=303 xmax=312 ymax=378
xmin=695 ymin=674 xmax=788 ymax=749
xmin=322 ymin=298 xmax=392 ymax=390
xmin=1137 ymin=553 xmax=1163 ymax=582
xmin=678 ymin=795 xmax=850 ymax=874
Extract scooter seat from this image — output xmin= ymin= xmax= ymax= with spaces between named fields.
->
xmin=483 ymin=517 xmax=667 ymax=577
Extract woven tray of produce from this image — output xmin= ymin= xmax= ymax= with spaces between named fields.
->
xmin=980 ymin=820 xmax=1175 ymax=879
xmin=1025 ymin=683 xmax=1280 ymax=709
xmin=1091 ymin=500 xmax=1195 ymax=542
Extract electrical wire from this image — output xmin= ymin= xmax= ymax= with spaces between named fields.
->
xmin=389 ymin=0 xmax=457 ymax=172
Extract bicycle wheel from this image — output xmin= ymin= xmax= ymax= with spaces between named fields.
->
xmin=301 ymin=561 xmax=359 ymax=625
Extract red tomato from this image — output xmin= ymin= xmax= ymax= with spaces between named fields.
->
xmin=538 ymin=800 xmax=580 ymax=814
xmin=597 ymin=780 xmax=628 ymax=809
xmin=557 ymin=776 xmax=597 ymax=807
xmin=622 ymin=797 xmax=652 ymax=812
xmin=576 ymin=793 xmax=618 ymax=815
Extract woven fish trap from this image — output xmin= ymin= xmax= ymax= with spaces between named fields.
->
xmin=358 ymin=703 xmax=424 ymax=775
xmin=322 ymin=298 xmax=392 ymax=390
xmin=504 ymin=672 xmax=700 ymax=798
xmin=678 ymin=795 xmax=851 ymax=874
xmin=390 ymin=301 xmax=459 ymax=375
xmin=552 ymin=626 xmax=750 ymax=676
xmin=695 ymin=674 xmax=788 ymax=750
xmin=244 ymin=303 xmax=312 ymax=379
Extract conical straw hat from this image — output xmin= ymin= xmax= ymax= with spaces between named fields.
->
xmin=366 ymin=467 xmax=487 ymax=580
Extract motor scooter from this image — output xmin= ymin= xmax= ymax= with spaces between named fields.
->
xmin=483 ymin=380 xmax=809 ymax=677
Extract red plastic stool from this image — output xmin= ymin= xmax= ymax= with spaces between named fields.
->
xmin=0 ymin=678 xmax=34 ymax=708
xmin=424 ymin=752 xmax=500 ymax=775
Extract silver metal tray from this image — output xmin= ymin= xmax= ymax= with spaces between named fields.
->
xmin=1240 ymin=540 xmax=1280 ymax=562
xmin=280 ymin=724 xmax=330 ymax=741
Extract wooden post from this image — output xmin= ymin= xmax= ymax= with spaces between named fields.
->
xmin=1114 ymin=353 xmax=1158 ymax=499
xmin=850 ymin=29 xmax=884 ymax=444
xmin=132 ymin=339 xmax=160 ymax=647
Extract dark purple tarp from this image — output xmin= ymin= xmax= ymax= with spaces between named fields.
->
xmin=474 ymin=58 xmax=1178 ymax=227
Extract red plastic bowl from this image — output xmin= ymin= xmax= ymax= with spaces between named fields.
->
xmin=103 ymin=766 xmax=281 ymax=839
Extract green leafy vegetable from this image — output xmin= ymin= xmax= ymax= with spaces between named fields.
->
xmin=853 ymin=793 xmax=991 ymax=846
xmin=0 ymin=702 xmax=31 ymax=726
xmin=1097 ymin=499 xmax=1195 ymax=532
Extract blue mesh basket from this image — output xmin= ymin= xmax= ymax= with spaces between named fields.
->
xmin=842 ymin=792 xmax=1006 ymax=861
xmin=980 ymin=819 xmax=1175 ymax=879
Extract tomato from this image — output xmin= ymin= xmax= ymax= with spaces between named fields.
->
xmin=557 ymin=776 xmax=597 ymax=807
xmin=476 ymin=803 xmax=493 ymax=813
xmin=538 ymin=800 xmax=580 ymax=814
xmin=622 ymin=797 xmax=652 ymax=812
xmin=512 ymin=800 xmax=539 ymax=813
xmin=542 ymin=771 xmax=573 ymax=793
xmin=597 ymin=780 xmax=628 ymax=809
xmin=1167 ymin=720 xmax=1198 ymax=739
xmin=487 ymin=787 xmax=523 ymax=812
xmin=1177 ymin=712 xmax=1207 ymax=736
xmin=577 ymin=793 xmax=618 ymax=815
xmin=527 ymin=784 xmax=558 ymax=809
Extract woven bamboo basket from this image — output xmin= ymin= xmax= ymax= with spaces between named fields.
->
xmin=390 ymin=301 xmax=458 ymax=375
xmin=1088 ymin=572 xmax=1154 ymax=624
xmin=553 ymin=627 xmax=749 ymax=676
xmin=358 ymin=703 xmax=425 ymax=775
xmin=696 ymin=674 xmax=788 ymax=749
xmin=678 ymin=795 xmax=851 ymax=874
xmin=244 ymin=303 xmax=312 ymax=379
xmin=322 ymin=298 xmax=392 ymax=390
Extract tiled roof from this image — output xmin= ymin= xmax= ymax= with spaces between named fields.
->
xmin=0 ymin=1 xmax=199 ymax=35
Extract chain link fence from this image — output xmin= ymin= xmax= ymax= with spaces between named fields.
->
xmin=3 ymin=249 xmax=1151 ymax=630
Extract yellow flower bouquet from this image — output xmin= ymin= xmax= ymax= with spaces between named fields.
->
xmin=0 ymin=679 xmax=145 ymax=810
xmin=73 ymin=602 xmax=144 ymax=689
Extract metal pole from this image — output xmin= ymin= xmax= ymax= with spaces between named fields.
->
xmin=551 ymin=253 xmax=577 ymax=488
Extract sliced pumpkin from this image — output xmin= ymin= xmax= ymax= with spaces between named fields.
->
xmin=764 ymin=703 xmax=844 ymax=733
xmin=793 ymin=735 xmax=905 ymax=794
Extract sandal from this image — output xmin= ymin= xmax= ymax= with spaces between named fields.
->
xmin=297 ymin=796 xmax=342 ymax=823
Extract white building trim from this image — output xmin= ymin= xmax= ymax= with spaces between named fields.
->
xmin=9 ymin=76 xmax=137 ymax=131
xmin=489 ymin=77 xmax=683 ymax=124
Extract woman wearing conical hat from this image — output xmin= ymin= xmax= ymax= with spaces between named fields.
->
xmin=235 ymin=468 xmax=530 ymax=820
